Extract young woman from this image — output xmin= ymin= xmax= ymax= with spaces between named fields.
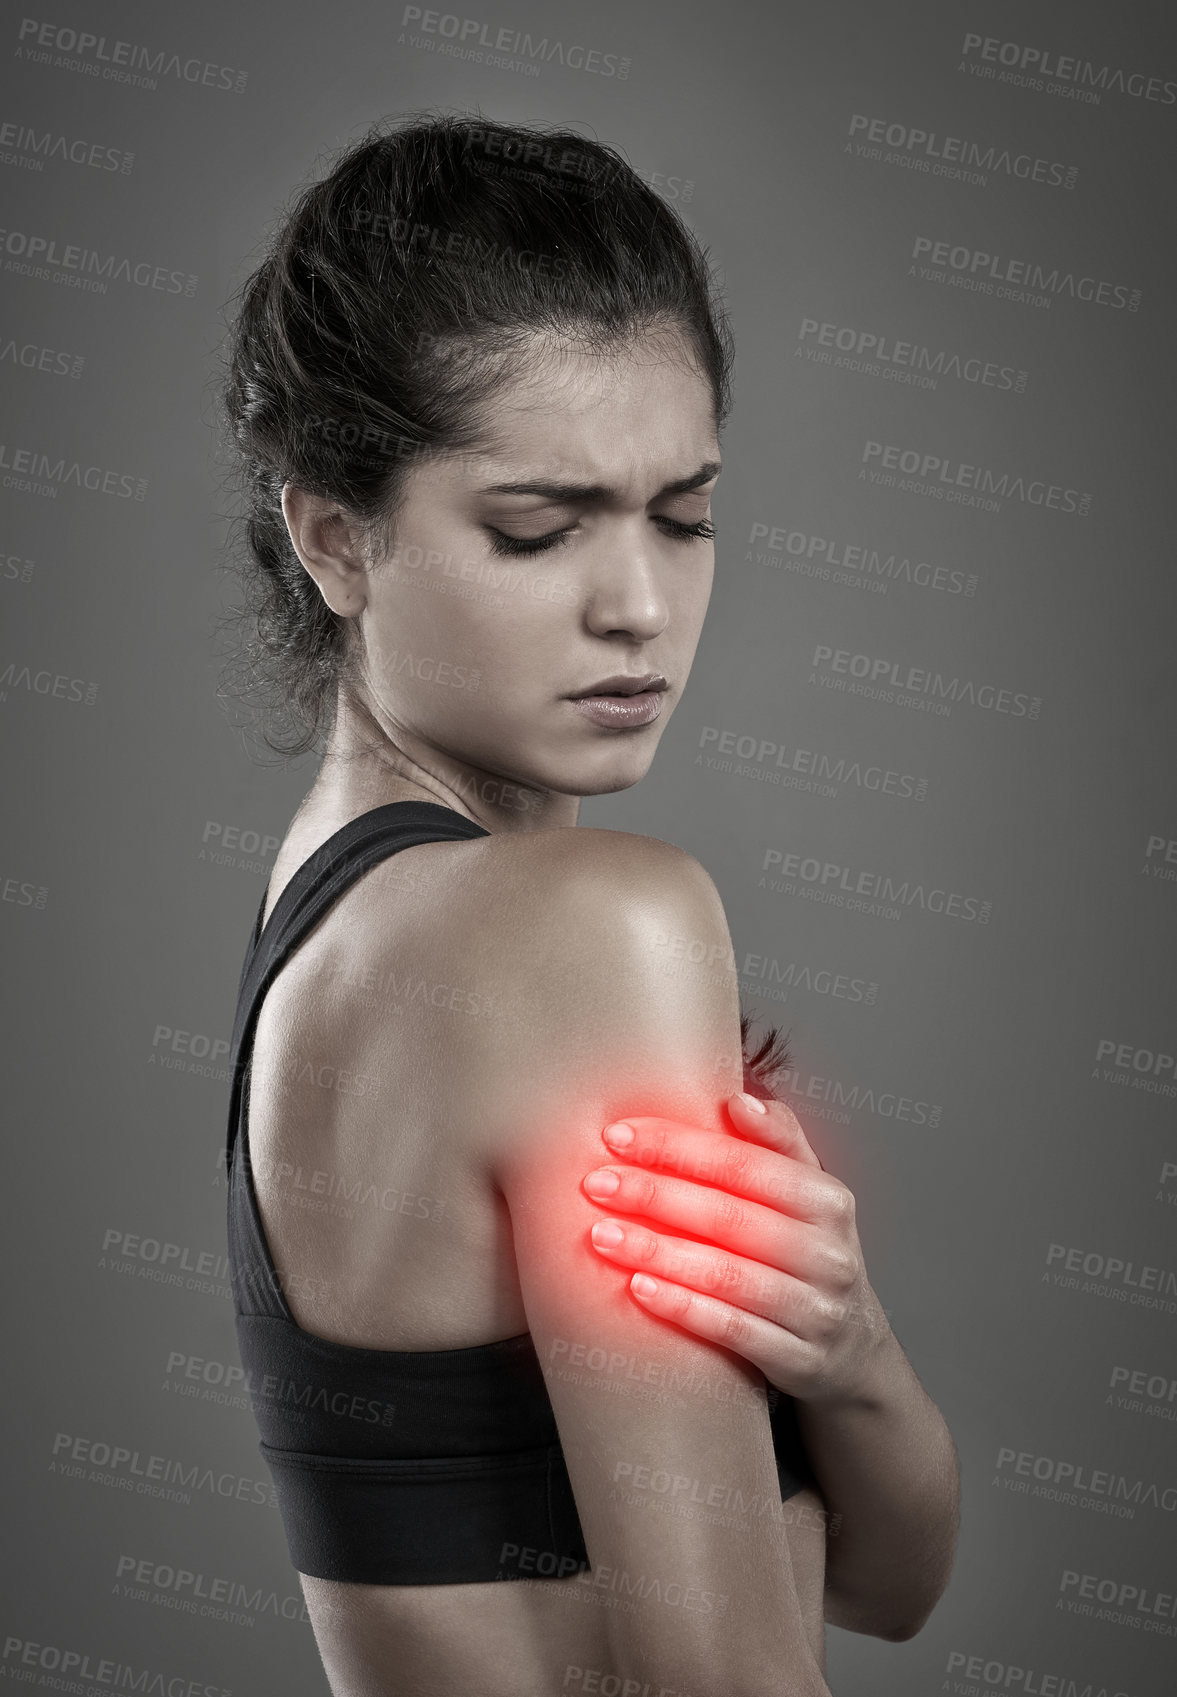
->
xmin=218 ymin=112 xmax=957 ymax=1697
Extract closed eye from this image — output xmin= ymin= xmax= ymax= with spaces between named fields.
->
xmin=484 ymin=516 xmax=716 ymax=559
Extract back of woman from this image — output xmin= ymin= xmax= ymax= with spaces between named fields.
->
xmin=241 ymin=812 xmax=827 ymax=1695
xmin=217 ymin=110 xmax=856 ymax=1697
xmin=237 ymin=800 xmax=831 ymax=1690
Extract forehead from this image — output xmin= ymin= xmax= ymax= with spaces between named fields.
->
xmin=431 ymin=332 xmax=718 ymax=494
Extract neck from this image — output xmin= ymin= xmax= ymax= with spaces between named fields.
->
xmin=299 ymin=688 xmax=581 ymax=836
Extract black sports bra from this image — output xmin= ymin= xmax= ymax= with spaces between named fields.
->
xmin=225 ymin=799 xmax=816 ymax=1584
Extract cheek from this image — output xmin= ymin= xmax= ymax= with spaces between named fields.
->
xmin=365 ymin=571 xmax=565 ymax=720
xmin=669 ymin=570 xmax=713 ymax=647
xmin=373 ymin=550 xmax=493 ymax=657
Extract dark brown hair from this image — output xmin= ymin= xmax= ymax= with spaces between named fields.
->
xmin=216 ymin=109 xmax=734 ymax=759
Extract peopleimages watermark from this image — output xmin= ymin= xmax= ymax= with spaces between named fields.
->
xmin=215 ymin=1143 xmax=449 ymax=1225
xmin=797 ymin=316 xmax=1027 ymax=393
xmin=161 ymin=1350 xmax=397 ymax=1426
xmin=958 ymin=32 xmax=1177 ymax=107
xmin=1093 ymin=1037 xmax=1177 ymax=1099
xmin=739 ymin=950 xmax=879 ymax=1009
xmin=995 ymin=1444 xmax=1177 ymax=1516
xmin=694 ymin=724 xmax=929 ymax=800
xmin=0 ymin=440 xmax=146 ymax=499
xmin=0 ymin=658 xmax=98 ymax=706
xmin=49 ymin=1430 xmax=277 ymax=1510
xmin=809 ymin=643 xmax=1041 ymax=720
xmin=860 ymin=438 xmax=1092 ymax=517
xmin=646 ymin=927 xmax=879 ymax=1010
xmin=14 ymin=18 xmax=249 ymax=94
xmin=0 ymin=334 xmax=84 ymax=378
xmin=944 ymin=1646 xmax=1140 ymax=1695
xmin=199 ymin=817 xmax=279 ymax=875
xmin=200 ymin=819 xmax=279 ymax=858
xmin=148 ymin=1022 xmax=232 ymax=1084
xmin=368 ymin=642 xmax=482 ymax=691
xmin=562 ymin=1667 xmax=694 ymax=1696
xmin=0 ymin=224 xmax=196 ymax=295
xmin=100 ymin=1228 xmax=231 ymax=1290
xmin=609 ymin=1459 xmax=840 ymax=1534
xmin=777 ymin=1062 xmax=941 ymax=1130
xmin=910 ymin=235 xmax=1142 ymax=313
xmin=1 ymin=1635 xmax=231 ymax=1694
xmin=544 ymin=1334 xmax=776 ymax=1415
xmin=1043 ymin=1243 xmax=1177 ymax=1314
xmin=746 ymin=521 xmax=978 ymax=599
xmin=1057 ymin=1567 xmax=1177 ymax=1637
xmin=497 ymin=1543 xmax=726 ymax=1614
xmin=348 ymin=210 xmax=566 ymax=280
xmin=397 ymin=7 xmax=631 ymax=79
xmin=0 ymin=548 xmax=36 ymax=584
xmin=381 ymin=538 xmax=577 ymax=608
xmin=1 ymin=870 xmax=48 ymax=909
xmin=1142 ymin=835 xmax=1177 ymax=883
xmin=758 ymin=845 xmax=992 ymax=926
xmin=0 ymin=119 xmax=134 ymax=174
xmin=846 ymin=112 xmax=1078 ymax=189
xmin=1108 ymin=1364 xmax=1177 ymax=1426
xmin=114 ymin=1552 xmax=310 ymax=1626
xmin=295 ymin=946 xmax=499 ymax=1021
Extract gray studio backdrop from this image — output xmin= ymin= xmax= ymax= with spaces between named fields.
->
xmin=2 ymin=1 xmax=1175 ymax=1693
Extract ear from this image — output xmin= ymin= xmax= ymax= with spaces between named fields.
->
xmin=280 ymin=484 xmax=370 ymax=617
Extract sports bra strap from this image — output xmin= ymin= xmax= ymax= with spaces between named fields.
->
xmin=225 ymin=801 xmax=491 ymax=1177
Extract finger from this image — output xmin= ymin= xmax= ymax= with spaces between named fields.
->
xmin=624 ymin=1272 xmax=822 ymax=1390
xmin=581 ymin=1162 xmax=841 ymax=1263
xmin=597 ymin=1116 xmax=832 ymax=1220
xmin=724 ymin=1092 xmax=824 ymax=1169
xmin=588 ymin=1218 xmax=842 ymax=1343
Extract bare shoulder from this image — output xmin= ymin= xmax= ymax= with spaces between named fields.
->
xmin=452 ymin=822 xmax=728 ymax=952
xmin=438 ymin=825 xmax=743 ymax=1166
xmin=446 ymin=824 xmax=734 ymax=1019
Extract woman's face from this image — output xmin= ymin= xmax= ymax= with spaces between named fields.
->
xmin=354 ymin=333 xmax=721 ymax=815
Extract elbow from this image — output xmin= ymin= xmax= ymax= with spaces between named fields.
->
xmin=836 ymin=1608 xmax=924 ymax=1644
xmin=825 ymin=1577 xmax=947 ymax=1643
xmin=886 ymin=1574 xmax=954 ymax=1641
xmin=842 ymin=1605 xmax=929 ymax=1644
xmin=825 ymin=1515 xmax=959 ymax=1642
xmin=875 ymin=1572 xmax=955 ymax=1642
xmin=876 ymin=1611 xmax=928 ymax=1644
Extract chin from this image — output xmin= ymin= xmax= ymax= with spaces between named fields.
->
xmin=565 ymin=744 xmax=661 ymax=797
xmin=572 ymin=770 xmax=650 ymax=799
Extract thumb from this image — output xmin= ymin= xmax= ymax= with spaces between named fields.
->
xmin=725 ymin=1090 xmax=825 ymax=1169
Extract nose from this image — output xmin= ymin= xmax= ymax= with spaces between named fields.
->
xmin=580 ymin=523 xmax=670 ymax=641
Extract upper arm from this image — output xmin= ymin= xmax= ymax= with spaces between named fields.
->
xmin=480 ymin=833 xmax=824 ymax=1696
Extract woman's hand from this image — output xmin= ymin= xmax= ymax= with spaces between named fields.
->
xmin=579 ymin=1092 xmax=962 ymax=1644
xmin=580 ymin=1091 xmax=892 ymax=1408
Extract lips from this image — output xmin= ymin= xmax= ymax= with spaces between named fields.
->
xmin=566 ymin=673 xmax=668 ymax=699
xmin=565 ymin=675 xmax=667 ymax=730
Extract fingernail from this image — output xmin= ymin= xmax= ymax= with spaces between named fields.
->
xmin=591 ymin=1221 xmax=624 ymax=1248
xmin=736 ymin=1090 xmax=768 ymax=1115
xmin=603 ymin=1121 xmax=635 ymax=1146
xmin=631 ymin=1274 xmax=658 ymax=1297
xmin=583 ymin=1169 xmax=621 ymax=1197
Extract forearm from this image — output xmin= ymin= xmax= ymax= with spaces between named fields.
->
xmin=794 ymin=1295 xmax=960 ymax=1641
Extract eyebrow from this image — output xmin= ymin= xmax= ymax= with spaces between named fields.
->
xmin=476 ymin=459 xmax=722 ymax=501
